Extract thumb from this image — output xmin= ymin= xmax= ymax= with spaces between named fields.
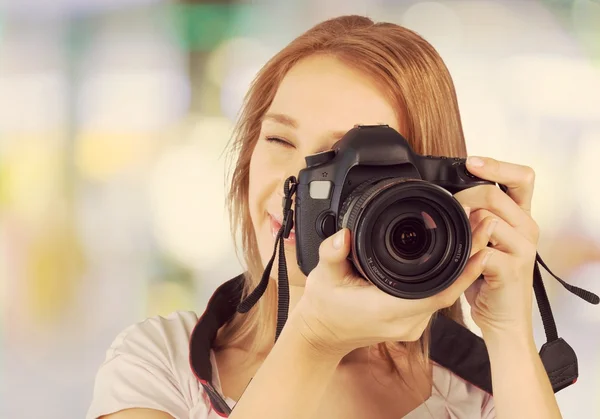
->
xmin=317 ymin=228 xmax=352 ymax=279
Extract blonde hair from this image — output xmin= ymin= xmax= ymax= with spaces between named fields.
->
xmin=217 ymin=15 xmax=466 ymax=376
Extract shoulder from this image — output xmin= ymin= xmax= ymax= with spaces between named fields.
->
xmin=104 ymin=311 xmax=200 ymax=365
xmin=87 ymin=311 xmax=217 ymax=419
xmin=430 ymin=364 xmax=495 ymax=418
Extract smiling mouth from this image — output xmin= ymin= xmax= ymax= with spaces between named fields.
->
xmin=269 ymin=213 xmax=296 ymax=244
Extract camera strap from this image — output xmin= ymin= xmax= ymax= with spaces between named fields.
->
xmin=237 ymin=177 xmax=297 ymax=341
xmin=207 ymin=176 xmax=599 ymax=411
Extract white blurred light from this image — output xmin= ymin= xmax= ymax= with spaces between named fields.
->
xmin=78 ymin=20 xmax=189 ymax=131
xmin=501 ymin=54 xmax=600 ymax=120
xmin=0 ymin=222 xmax=9 ymax=320
xmin=573 ymin=129 xmax=600 ymax=238
xmin=0 ymin=0 xmax=160 ymax=18
xmin=189 ymin=115 xmax=234 ymax=156
xmin=0 ymin=74 xmax=66 ymax=133
xmin=559 ymin=262 xmax=600 ymax=323
xmin=455 ymin=63 xmax=572 ymax=232
xmin=452 ymin=60 xmax=516 ymax=160
xmin=148 ymin=117 xmax=234 ymax=270
xmin=529 ymin=155 xmax=573 ymax=233
xmin=452 ymin=0 xmax=532 ymax=50
xmin=79 ymin=71 xmax=190 ymax=131
xmin=214 ymin=38 xmax=274 ymax=122
xmin=220 ymin=67 xmax=265 ymax=123
xmin=401 ymin=1 xmax=463 ymax=51
xmin=206 ymin=37 xmax=271 ymax=88
xmin=459 ymin=85 xmax=511 ymax=158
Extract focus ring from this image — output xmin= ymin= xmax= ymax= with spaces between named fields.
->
xmin=343 ymin=178 xmax=401 ymax=234
xmin=337 ymin=178 xmax=389 ymax=230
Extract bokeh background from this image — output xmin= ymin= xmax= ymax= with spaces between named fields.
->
xmin=0 ymin=0 xmax=599 ymax=417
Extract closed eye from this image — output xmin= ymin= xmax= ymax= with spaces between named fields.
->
xmin=265 ymin=136 xmax=295 ymax=148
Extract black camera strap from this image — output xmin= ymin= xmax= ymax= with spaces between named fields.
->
xmin=233 ymin=176 xmax=598 ymax=395
xmin=237 ymin=177 xmax=297 ymax=341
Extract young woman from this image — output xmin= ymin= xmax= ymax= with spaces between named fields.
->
xmin=87 ymin=15 xmax=562 ymax=419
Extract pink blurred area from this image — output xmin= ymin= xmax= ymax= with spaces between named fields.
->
xmin=0 ymin=0 xmax=599 ymax=418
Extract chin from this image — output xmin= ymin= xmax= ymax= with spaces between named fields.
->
xmin=262 ymin=246 xmax=308 ymax=287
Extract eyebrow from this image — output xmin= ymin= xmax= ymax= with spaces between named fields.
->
xmin=263 ymin=112 xmax=349 ymax=145
xmin=264 ymin=113 xmax=298 ymax=129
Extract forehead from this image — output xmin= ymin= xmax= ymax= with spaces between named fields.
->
xmin=267 ymin=55 xmax=401 ymax=134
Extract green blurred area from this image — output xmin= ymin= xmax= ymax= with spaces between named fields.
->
xmin=169 ymin=3 xmax=251 ymax=51
xmin=56 ymin=1 xmax=600 ymax=63
xmin=542 ymin=0 xmax=600 ymax=64
xmin=63 ymin=3 xmax=263 ymax=53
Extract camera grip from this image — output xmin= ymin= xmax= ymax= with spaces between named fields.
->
xmin=295 ymin=184 xmax=332 ymax=276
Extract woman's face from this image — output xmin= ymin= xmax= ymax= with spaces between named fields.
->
xmin=248 ymin=54 xmax=405 ymax=286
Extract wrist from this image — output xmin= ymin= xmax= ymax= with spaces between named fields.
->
xmin=288 ymin=300 xmax=350 ymax=361
xmin=483 ymin=326 xmax=537 ymax=355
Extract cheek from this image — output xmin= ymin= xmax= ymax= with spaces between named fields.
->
xmin=248 ymin=146 xmax=275 ymax=221
xmin=248 ymin=153 xmax=277 ymax=270
xmin=248 ymin=154 xmax=263 ymax=220
xmin=247 ymin=147 xmax=307 ymax=284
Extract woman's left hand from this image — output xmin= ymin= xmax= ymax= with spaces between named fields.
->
xmin=453 ymin=156 xmax=540 ymax=344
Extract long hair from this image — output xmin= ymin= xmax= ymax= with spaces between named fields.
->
xmin=216 ymin=15 xmax=466 ymax=377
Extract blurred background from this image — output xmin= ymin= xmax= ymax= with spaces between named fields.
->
xmin=0 ymin=0 xmax=598 ymax=417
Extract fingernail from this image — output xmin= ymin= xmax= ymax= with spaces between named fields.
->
xmin=463 ymin=206 xmax=471 ymax=217
xmin=486 ymin=218 xmax=498 ymax=236
xmin=482 ymin=250 xmax=494 ymax=267
xmin=333 ymin=230 xmax=344 ymax=249
xmin=467 ymin=156 xmax=484 ymax=167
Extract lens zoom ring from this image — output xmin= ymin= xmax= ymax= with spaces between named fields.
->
xmin=338 ymin=179 xmax=387 ymax=230
xmin=344 ymin=179 xmax=399 ymax=233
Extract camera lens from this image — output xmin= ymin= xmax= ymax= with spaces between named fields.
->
xmin=369 ymin=196 xmax=448 ymax=280
xmin=338 ymin=178 xmax=471 ymax=299
xmin=387 ymin=215 xmax=433 ymax=261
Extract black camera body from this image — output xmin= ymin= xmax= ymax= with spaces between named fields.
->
xmin=295 ymin=125 xmax=492 ymax=299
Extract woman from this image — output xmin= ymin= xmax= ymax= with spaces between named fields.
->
xmin=87 ymin=15 xmax=562 ymax=419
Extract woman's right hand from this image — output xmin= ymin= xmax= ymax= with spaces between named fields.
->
xmin=294 ymin=215 xmax=497 ymax=357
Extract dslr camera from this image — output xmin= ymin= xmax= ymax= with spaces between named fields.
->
xmin=294 ymin=124 xmax=492 ymax=299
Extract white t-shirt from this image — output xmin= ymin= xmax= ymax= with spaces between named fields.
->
xmin=86 ymin=311 xmax=495 ymax=419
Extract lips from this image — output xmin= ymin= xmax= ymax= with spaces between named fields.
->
xmin=269 ymin=213 xmax=296 ymax=244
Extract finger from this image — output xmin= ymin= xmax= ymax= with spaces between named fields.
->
xmin=317 ymin=228 xmax=353 ymax=279
xmin=487 ymin=216 xmax=536 ymax=255
xmin=463 ymin=222 xmax=533 ymax=306
xmin=465 ymin=248 xmax=516 ymax=305
xmin=469 ymin=215 xmax=498 ymax=257
xmin=477 ymin=249 xmax=521 ymax=288
xmin=466 ymin=156 xmax=535 ymax=214
xmin=468 ymin=209 xmax=494 ymax=233
xmin=470 ymin=211 xmax=533 ymax=255
xmin=462 ymin=205 xmax=471 ymax=218
xmin=457 ymin=185 xmax=537 ymax=243
xmin=428 ymin=248 xmax=495 ymax=310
